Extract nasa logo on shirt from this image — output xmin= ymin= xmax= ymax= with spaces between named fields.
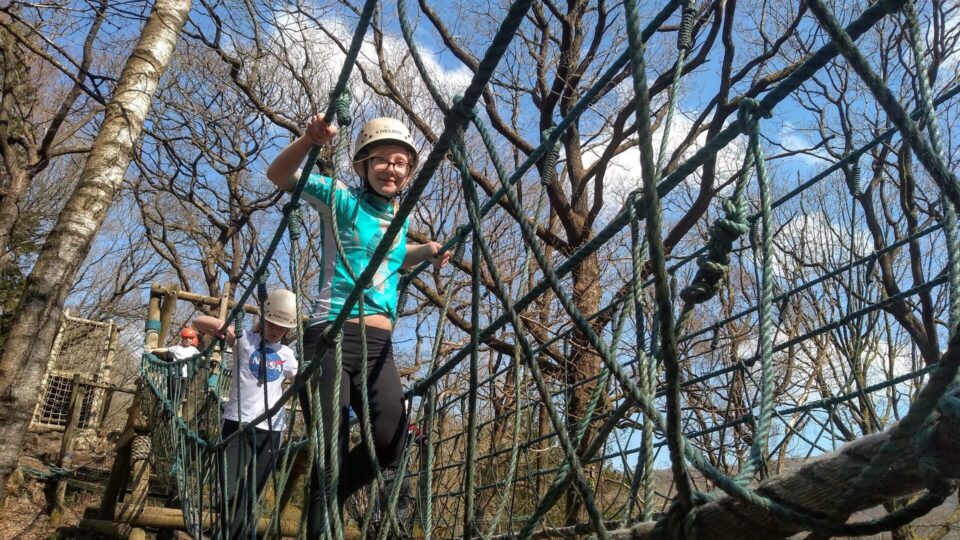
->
xmin=248 ymin=347 xmax=284 ymax=382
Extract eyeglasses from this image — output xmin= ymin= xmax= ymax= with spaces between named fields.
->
xmin=368 ymin=156 xmax=411 ymax=176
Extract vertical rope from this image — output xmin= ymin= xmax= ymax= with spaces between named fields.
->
xmin=902 ymin=0 xmax=960 ymax=332
xmin=623 ymin=0 xmax=695 ymax=515
xmin=733 ymin=99 xmax=776 ymax=486
xmin=463 ymin=229 xmax=480 ymax=540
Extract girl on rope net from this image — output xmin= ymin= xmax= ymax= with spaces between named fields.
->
xmin=266 ymin=114 xmax=450 ymax=534
xmin=193 ymin=289 xmax=299 ymax=540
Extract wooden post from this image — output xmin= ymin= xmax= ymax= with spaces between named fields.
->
xmin=49 ymin=373 xmax=84 ymax=525
xmin=145 ymin=290 xmax=162 ymax=350
xmin=96 ymin=321 xmax=120 ymax=428
xmin=97 ymin=439 xmax=131 ymax=520
xmin=116 ymin=383 xmax=153 ymax=523
xmin=149 ymin=284 xmax=264 ymax=318
xmin=113 ymin=505 xmax=315 ymax=538
xmin=278 ymin=446 xmax=310 ymax=516
xmin=157 ymin=285 xmax=180 ymax=346
xmin=210 ymin=281 xmax=233 ymax=376
xmin=99 ymin=378 xmax=144 ymax=520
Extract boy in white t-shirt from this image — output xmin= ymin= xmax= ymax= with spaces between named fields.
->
xmin=194 ymin=289 xmax=299 ymax=539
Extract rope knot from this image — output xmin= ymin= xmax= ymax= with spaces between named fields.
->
xmin=235 ymin=310 xmax=245 ymax=340
xmin=319 ymin=326 xmax=341 ymax=351
xmin=451 ymin=95 xmax=476 ymax=124
xmin=396 ymin=283 xmax=410 ymax=314
xmin=541 ymin=127 xmax=560 ymax=187
xmin=285 ymin=202 xmax=303 ymax=240
xmin=333 ymin=88 xmax=352 ymax=126
xmin=737 ymin=98 xmax=771 ymax=137
xmin=845 ymin=163 xmax=862 ymax=197
xmin=679 ymin=196 xmax=749 ymax=304
xmin=130 ymin=435 xmax=152 ymax=463
xmin=653 ymin=498 xmax=703 ymax=540
xmin=677 ymin=0 xmax=697 ymax=53
xmin=452 ymin=238 xmax=467 ymax=265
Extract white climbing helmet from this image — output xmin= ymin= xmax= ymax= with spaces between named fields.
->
xmin=263 ymin=289 xmax=298 ymax=329
xmin=352 ymin=117 xmax=418 ymax=178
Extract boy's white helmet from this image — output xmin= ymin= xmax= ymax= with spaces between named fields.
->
xmin=264 ymin=289 xmax=298 ymax=329
xmin=352 ymin=117 xmax=418 ymax=178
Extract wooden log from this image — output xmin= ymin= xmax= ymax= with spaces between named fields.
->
xmin=116 ymin=434 xmax=151 ymax=523
xmin=124 ymin=506 xmax=302 ymax=537
xmin=607 ymin=400 xmax=960 ymax=540
xmin=96 ymin=321 xmax=121 ymax=427
xmin=151 ymin=283 xmax=260 ymax=317
xmin=98 ymin=434 xmax=131 ymax=520
xmin=149 ymin=283 xmax=309 ymax=322
xmin=157 ymin=285 xmax=180 ymax=346
xmin=145 ymin=292 xmax=162 ymax=350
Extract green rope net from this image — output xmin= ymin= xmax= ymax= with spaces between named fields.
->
xmin=132 ymin=0 xmax=960 ymax=539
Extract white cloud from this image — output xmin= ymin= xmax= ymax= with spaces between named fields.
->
xmin=269 ymin=10 xmax=471 ymax=135
xmin=779 ymin=121 xmax=829 ymax=167
xmin=583 ymin=111 xmax=749 ymax=219
xmin=770 ymin=211 xmax=872 ymax=279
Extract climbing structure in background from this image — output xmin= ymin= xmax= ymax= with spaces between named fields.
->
xmin=78 ymin=0 xmax=960 ymax=539
xmin=31 ymin=310 xmax=119 ymax=431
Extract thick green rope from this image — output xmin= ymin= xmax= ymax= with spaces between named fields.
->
xmin=623 ymin=0 xmax=695 ymax=518
xmin=902 ymin=0 xmax=960 ymax=331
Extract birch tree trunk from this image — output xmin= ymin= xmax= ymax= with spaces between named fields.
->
xmin=0 ymin=0 xmax=191 ymax=499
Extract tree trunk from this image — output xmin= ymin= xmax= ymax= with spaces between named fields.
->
xmin=0 ymin=23 xmax=33 ymax=275
xmin=0 ymin=0 xmax=191 ymax=499
xmin=563 ymin=252 xmax=603 ymax=525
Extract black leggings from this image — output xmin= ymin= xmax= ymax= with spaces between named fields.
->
xmin=300 ymin=322 xmax=407 ymax=534
xmin=220 ymin=419 xmax=282 ymax=540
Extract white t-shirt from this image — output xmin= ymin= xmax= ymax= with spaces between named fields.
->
xmin=167 ymin=345 xmax=200 ymax=378
xmin=222 ymin=331 xmax=298 ymax=432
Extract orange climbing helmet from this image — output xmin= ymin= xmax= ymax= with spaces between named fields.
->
xmin=180 ymin=327 xmax=198 ymax=339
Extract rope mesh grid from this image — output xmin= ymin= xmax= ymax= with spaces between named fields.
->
xmin=126 ymin=0 xmax=960 ymax=538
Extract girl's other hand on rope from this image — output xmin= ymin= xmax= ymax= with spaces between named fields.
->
xmin=193 ymin=315 xmax=236 ymax=346
xmin=402 ymin=241 xmax=451 ymax=270
xmin=304 ymin=113 xmax=337 ymax=146
xmin=428 ymin=241 xmax=451 ymax=269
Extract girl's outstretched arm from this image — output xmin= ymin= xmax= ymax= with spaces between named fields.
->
xmin=266 ymin=114 xmax=337 ymax=191
xmin=193 ymin=315 xmax=236 ymax=348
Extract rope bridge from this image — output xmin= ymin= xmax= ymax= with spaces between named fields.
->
xmin=91 ymin=0 xmax=960 ymax=538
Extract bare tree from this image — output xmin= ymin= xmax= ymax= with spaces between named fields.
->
xmin=133 ymin=45 xmax=285 ymax=298
xmin=0 ymin=3 xmax=110 ymax=276
xmin=0 ymin=0 xmax=191 ymax=498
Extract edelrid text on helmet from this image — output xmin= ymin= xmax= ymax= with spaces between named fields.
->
xmin=264 ymin=289 xmax=298 ymax=329
xmin=352 ymin=118 xmax=418 ymax=178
